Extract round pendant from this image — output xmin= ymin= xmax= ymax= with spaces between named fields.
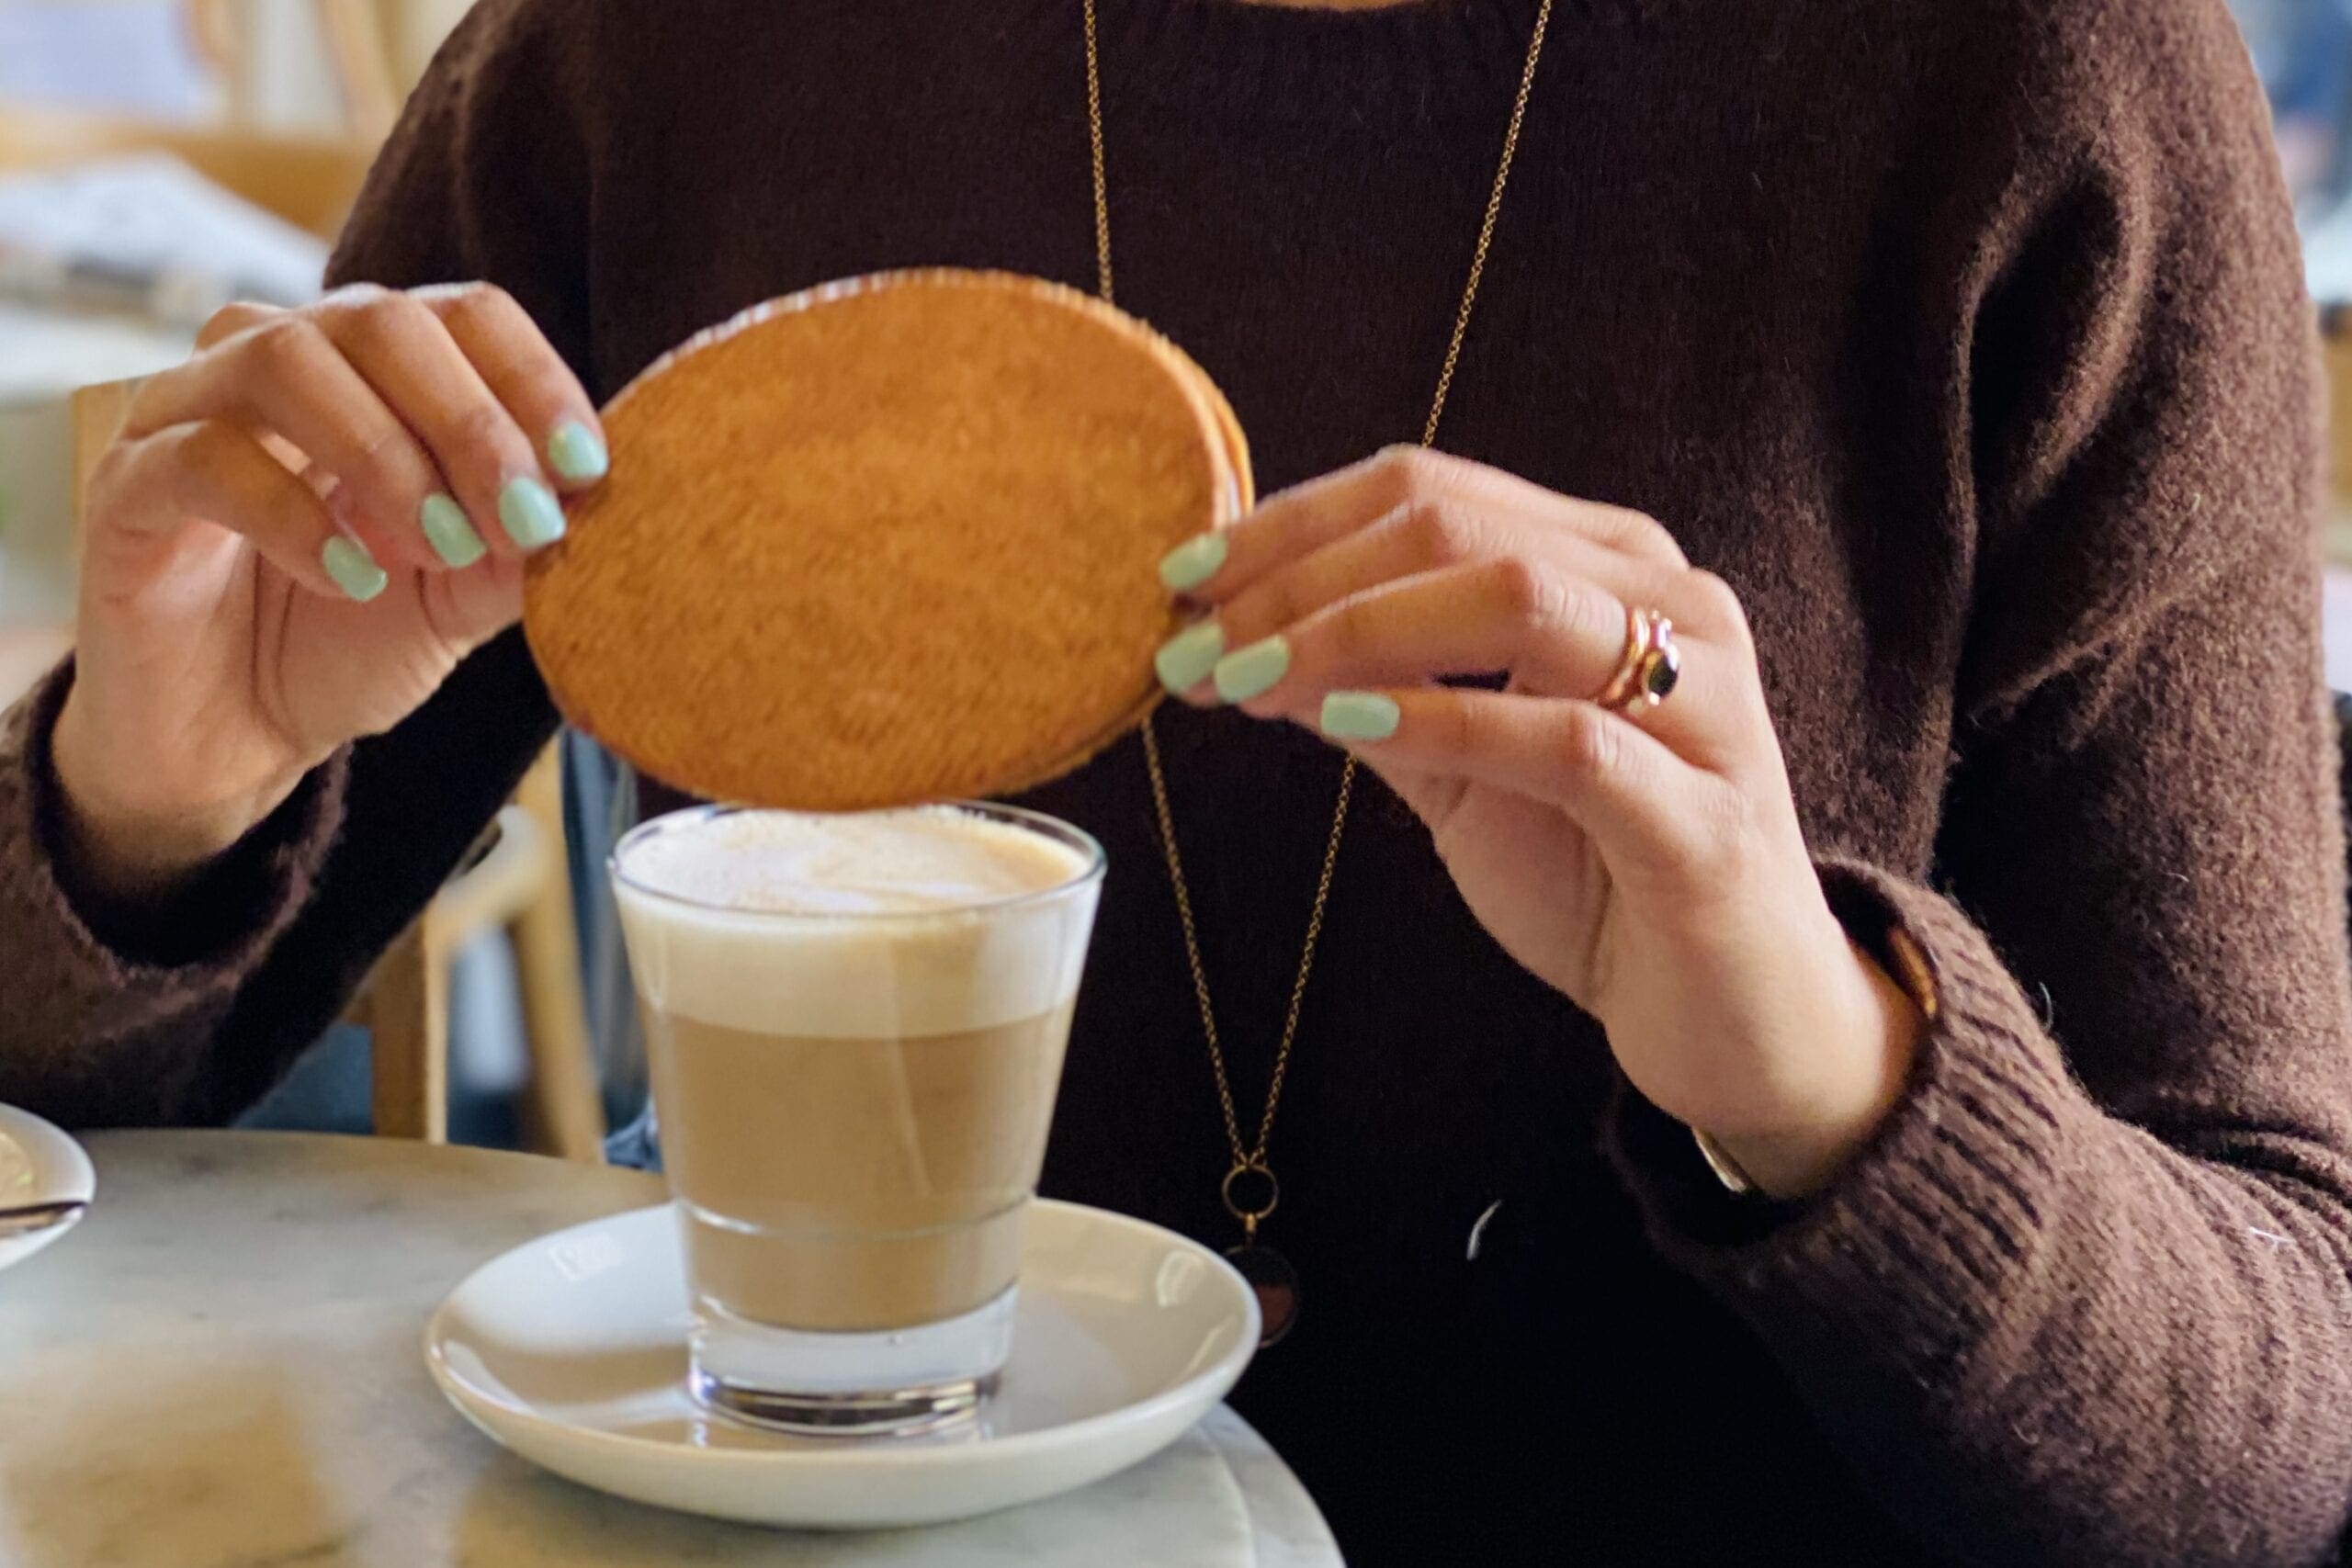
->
xmin=1226 ymin=1244 xmax=1300 ymax=1347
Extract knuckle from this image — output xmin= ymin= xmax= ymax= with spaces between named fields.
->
xmin=1629 ymin=509 xmax=1688 ymax=567
xmin=325 ymin=281 xmax=394 ymax=310
xmin=1452 ymin=701 xmax=1494 ymax=759
xmin=445 ymin=281 xmax=521 ymax=333
xmin=447 ymin=402 xmax=520 ymax=465
xmin=198 ymin=301 xmax=268 ymax=348
xmin=122 ymin=376 xmax=171 ymax=431
xmin=1591 ymin=502 xmax=1683 ymax=568
xmin=247 ymin=315 xmax=327 ymax=380
xmin=1224 ymin=579 xmax=1293 ymax=648
xmin=351 ymin=422 xmax=425 ymax=497
xmin=85 ymin=439 xmax=141 ymax=512
xmin=1485 ymin=555 xmax=1554 ymax=623
xmin=1684 ymin=570 xmax=1750 ymax=640
xmin=442 ymin=404 xmax=529 ymax=491
xmin=1562 ymin=705 xmax=1623 ymax=780
xmin=154 ymin=424 xmax=260 ymax=520
xmin=1251 ymin=584 xmax=1303 ymax=642
xmin=435 ymin=288 xmax=491 ymax=337
xmin=179 ymin=418 xmax=243 ymax=470
xmin=338 ymin=290 xmax=435 ymax=355
xmin=1454 ymin=694 xmax=1507 ymax=758
xmin=1322 ymin=602 xmax=1373 ymax=666
xmin=1377 ymin=443 xmax=1445 ymax=497
xmin=1557 ymin=583 xmax=1626 ymax=659
xmin=1407 ymin=499 xmax=1477 ymax=565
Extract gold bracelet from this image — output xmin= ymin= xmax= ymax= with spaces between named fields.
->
xmin=1882 ymin=924 xmax=1940 ymax=1023
xmin=1690 ymin=1127 xmax=1758 ymax=1196
xmin=1689 ymin=921 xmax=1941 ymax=1198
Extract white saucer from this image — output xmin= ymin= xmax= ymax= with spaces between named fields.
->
xmin=0 ymin=1104 xmax=94 ymax=1273
xmin=424 ymin=1200 xmax=1261 ymax=1529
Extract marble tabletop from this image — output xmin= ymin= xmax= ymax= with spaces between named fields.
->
xmin=0 ymin=1131 xmax=1341 ymax=1568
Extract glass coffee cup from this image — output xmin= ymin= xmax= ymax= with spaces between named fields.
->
xmin=610 ymin=802 xmax=1104 ymax=1436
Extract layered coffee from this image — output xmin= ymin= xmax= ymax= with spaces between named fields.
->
xmin=613 ymin=807 xmax=1098 ymax=1340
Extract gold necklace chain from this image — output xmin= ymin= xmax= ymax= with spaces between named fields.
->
xmin=1083 ymin=0 xmax=1555 ymax=1246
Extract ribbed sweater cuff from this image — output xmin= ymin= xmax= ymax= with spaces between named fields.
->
xmin=1606 ymin=858 xmax=2083 ymax=1385
xmin=1 ymin=659 xmax=349 ymax=1011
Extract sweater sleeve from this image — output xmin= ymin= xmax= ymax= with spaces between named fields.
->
xmin=1610 ymin=6 xmax=2352 ymax=1564
xmin=0 ymin=0 xmax=580 ymax=1128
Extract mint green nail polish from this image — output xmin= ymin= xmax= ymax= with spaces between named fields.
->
xmin=499 ymin=476 xmax=566 ymax=548
xmin=1158 ymin=533 xmax=1227 ymax=593
xmin=322 ymin=536 xmax=387 ymax=603
xmin=1155 ymin=621 xmax=1226 ymax=693
xmin=1320 ymin=691 xmax=1401 ymax=741
xmin=420 ymin=493 xmax=486 ymax=568
xmin=1213 ymin=636 xmax=1290 ymax=705
xmin=547 ymin=422 xmax=608 ymax=484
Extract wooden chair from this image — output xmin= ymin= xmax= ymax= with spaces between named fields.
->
xmin=191 ymin=0 xmax=405 ymax=144
xmin=356 ymin=747 xmax=606 ymax=1156
xmin=14 ymin=6 xmax=605 ymax=1157
xmin=2324 ymin=310 xmax=2352 ymax=564
xmin=69 ymin=381 xmax=607 ymax=1161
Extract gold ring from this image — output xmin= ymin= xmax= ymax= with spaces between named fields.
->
xmin=1595 ymin=606 xmax=1679 ymax=715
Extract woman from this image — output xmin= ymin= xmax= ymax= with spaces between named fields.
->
xmin=6 ymin=0 xmax=2347 ymax=1561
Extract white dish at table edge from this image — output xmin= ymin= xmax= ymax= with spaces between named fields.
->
xmin=425 ymin=1199 xmax=1261 ymax=1529
xmin=0 ymin=1103 xmax=95 ymax=1272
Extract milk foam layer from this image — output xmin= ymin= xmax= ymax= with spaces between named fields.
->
xmin=620 ymin=807 xmax=1087 ymax=915
xmin=614 ymin=807 xmax=1100 ymax=1038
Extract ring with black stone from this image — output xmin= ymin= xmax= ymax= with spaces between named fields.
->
xmin=1596 ymin=606 xmax=1679 ymax=716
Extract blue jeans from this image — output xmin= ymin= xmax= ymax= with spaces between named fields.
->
xmin=605 ymin=1100 xmax=662 ymax=1170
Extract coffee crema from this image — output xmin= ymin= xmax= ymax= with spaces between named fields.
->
xmin=614 ymin=807 xmax=1098 ymax=1334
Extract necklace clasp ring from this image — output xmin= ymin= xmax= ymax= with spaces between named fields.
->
xmin=1221 ymin=1161 xmax=1282 ymax=1235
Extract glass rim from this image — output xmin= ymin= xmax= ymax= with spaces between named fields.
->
xmin=608 ymin=801 xmax=1107 ymax=921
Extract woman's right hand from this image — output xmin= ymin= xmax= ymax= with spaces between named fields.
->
xmin=50 ymin=283 xmax=606 ymax=901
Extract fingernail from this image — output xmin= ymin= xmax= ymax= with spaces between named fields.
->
xmin=547 ymin=422 xmax=609 ymax=484
xmin=1158 ymin=533 xmax=1227 ymax=593
xmin=1320 ymin=691 xmax=1401 ymax=741
xmin=1155 ymin=621 xmax=1227 ymax=693
xmin=499 ymin=476 xmax=567 ymax=548
xmin=322 ymin=536 xmax=387 ymax=603
xmin=1213 ymin=636 xmax=1290 ymax=705
xmin=420 ymin=493 xmax=486 ymax=568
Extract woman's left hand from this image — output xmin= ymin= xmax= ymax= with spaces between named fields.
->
xmin=1158 ymin=447 xmax=1922 ymax=1199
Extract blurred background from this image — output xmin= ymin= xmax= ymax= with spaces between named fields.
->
xmin=0 ymin=0 xmax=459 ymax=126
xmin=1 ymin=0 xmax=2351 ymax=1157
xmin=2244 ymin=0 xmax=2352 ymax=276
xmin=0 ymin=1 xmax=621 ymax=1156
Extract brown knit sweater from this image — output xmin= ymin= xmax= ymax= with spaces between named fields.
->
xmin=5 ymin=1 xmax=2348 ymax=1562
